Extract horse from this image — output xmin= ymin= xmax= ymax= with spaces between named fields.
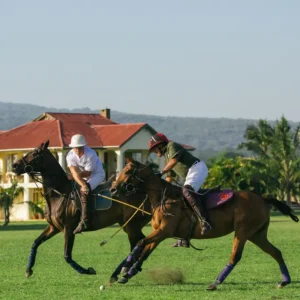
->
xmin=109 ymin=158 xmax=299 ymax=290
xmin=12 ymin=141 xmax=152 ymax=281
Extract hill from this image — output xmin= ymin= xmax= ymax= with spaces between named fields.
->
xmin=1 ymin=101 xmax=295 ymax=159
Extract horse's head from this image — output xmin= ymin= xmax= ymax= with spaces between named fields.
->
xmin=110 ymin=158 xmax=153 ymax=197
xmin=13 ymin=141 xmax=50 ymax=175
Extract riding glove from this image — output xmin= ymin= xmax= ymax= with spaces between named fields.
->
xmin=155 ymin=171 xmax=164 ymax=177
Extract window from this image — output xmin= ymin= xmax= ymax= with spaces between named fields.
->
xmin=6 ymin=154 xmax=18 ymax=172
xmin=32 ymin=188 xmax=43 ymax=204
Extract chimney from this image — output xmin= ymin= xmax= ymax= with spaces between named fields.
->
xmin=100 ymin=108 xmax=111 ymax=119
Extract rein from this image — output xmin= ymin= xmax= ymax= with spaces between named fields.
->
xmin=100 ymin=194 xmax=149 ymax=247
xmin=122 ymin=164 xmax=181 ymax=216
xmin=20 ymin=152 xmax=70 ymax=209
xmin=98 ymin=194 xmax=151 ymax=215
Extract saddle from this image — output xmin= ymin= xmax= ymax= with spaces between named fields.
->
xmin=70 ymin=181 xmax=112 ymax=211
xmin=195 ymin=185 xmax=234 ymax=210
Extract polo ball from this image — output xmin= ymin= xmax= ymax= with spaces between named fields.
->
xmin=100 ymin=285 xmax=105 ymax=291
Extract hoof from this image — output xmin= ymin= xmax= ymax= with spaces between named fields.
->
xmin=87 ymin=267 xmax=96 ymax=275
xmin=206 ymin=284 xmax=217 ymax=291
xmin=109 ymin=276 xmax=118 ymax=284
xmin=118 ymin=276 xmax=129 ymax=284
xmin=206 ymin=280 xmax=220 ymax=291
xmin=277 ymin=281 xmax=290 ymax=288
xmin=25 ymin=269 xmax=33 ymax=278
xmin=120 ymin=267 xmax=129 ymax=274
xmin=171 ymin=240 xmax=190 ymax=248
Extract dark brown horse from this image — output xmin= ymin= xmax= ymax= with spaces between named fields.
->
xmin=12 ymin=141 xmax=151 ymax=281
xmin=110 ymin=158 xmax=299 ymax=290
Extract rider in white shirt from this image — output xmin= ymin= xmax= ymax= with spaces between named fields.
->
xmin=66 ymin=134 xmax=105 ymax=234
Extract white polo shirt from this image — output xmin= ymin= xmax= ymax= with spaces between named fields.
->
xmin=66 ymin=146 xmax=105 ymax=190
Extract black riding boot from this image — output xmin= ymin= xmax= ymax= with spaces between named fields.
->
xmin=182 ymin=185 xmax=212 ymax=235
xmin=73 ymin=186 xmax=92 ymax=234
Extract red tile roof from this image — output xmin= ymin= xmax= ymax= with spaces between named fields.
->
xmin=0 ymin=120 xmax=63 ymax=150
xmin=60 ymin=121 xmax=104 ymax=147
xmin=94 ymin=123 xmax=150 ymax=147
xmin=34 ymin=112 xmax=116 ymax=125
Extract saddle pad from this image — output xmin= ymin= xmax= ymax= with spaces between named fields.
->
xmin=92 ymin=187 xmax=112 ymax=211
xmin=204 ymin=189 xmax=234 ymax=210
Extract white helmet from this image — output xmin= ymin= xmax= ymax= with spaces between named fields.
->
xmin=69 ymin=134 xmax=87 ymax=147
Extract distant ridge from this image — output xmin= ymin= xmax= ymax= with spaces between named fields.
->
xmin=1 ymin=101 xmax=298 ymax=159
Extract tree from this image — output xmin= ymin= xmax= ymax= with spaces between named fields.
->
xmin=239 ymin=117 xmax=300 ymax=204
xmin=238 ymin=119 xmax=274 ymax=158
xmin=0 ymin=181 xmax=24 ymax=226
xmin=204 ymin=153 xmax=275 ymax=196
xmin=271 ymin=117 xmax=300 ymax=204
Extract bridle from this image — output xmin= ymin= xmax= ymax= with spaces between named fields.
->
xmin=17 ymin=149 xmax=67 ymax=197
xmin=117 ymin=163 xmax=149 ymax=196
xmin=19 ymin=150 xmax=46 ymax=183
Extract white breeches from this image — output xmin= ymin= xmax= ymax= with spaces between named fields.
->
xmin=87 ymin=171 xmax=105 ymax=190
xmin=184 ymin=161 xmax=208 ymax=192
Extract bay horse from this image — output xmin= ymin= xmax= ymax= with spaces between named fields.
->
xmin=12 ymin=141 xmax=151 ymax=281
xmin=110 ymin=158 xmax=299 ymax=290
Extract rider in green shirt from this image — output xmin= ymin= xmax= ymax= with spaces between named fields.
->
xmin=148 ymin=133 xmax=212 ymax=246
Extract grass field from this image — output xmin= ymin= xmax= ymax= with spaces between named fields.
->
xmin=0 ymin=213 xmax=300 ymax=300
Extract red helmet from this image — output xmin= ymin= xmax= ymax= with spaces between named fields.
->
xmin=148 ymin=133 xmax=169 ymax=152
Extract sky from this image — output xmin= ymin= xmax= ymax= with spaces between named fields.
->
xmin=0 ymin=0 xmax=300 ymax=121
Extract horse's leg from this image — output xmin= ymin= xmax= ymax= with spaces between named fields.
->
xmin=248 ymin=224 xmax=291 ymax=288
xmin=118 ymin=228 xmax=169 ymax=284
xmin=63 ymin=228 xmax=96 ymax=275
xmin=207 ymin=236 xmax=246 ymax=291
xmin=25 ymin=225 xmax=59 ymax=278
xmin=109 ymin=222 xmax=146 ymax=283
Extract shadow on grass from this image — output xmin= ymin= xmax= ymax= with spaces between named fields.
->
xmin=0 ymin=223 xmax=48 ymax=231
xmin=125 ymin=280 xmax=300 ymax=289
xmin=0 ymin=222 xmax=132 ymax=231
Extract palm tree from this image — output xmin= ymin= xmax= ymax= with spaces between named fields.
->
xmin=0 ymin=181 xmax=24 ymax=226
xmin=239 ymin=117 xmax=300 ymax=204
xmin=238 ymin=119 xmax=274 ymax=158
xmin=271 ymin=117 xmax=300 ymax=205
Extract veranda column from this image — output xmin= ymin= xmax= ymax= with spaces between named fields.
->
xmin=141 ymin=151 xmax=149 ymax=164
xmin=115 ymin=150 xmax=124 ymax=178
xmin=2 ymin=155 xmax=7 ymax=184
xmin=23 ymin=172 xmax=30 ymax=220
xmin=98 ymin=150 xmax=105 ymax=162
xmin=57 ymin=151 xmax=66 ymax=171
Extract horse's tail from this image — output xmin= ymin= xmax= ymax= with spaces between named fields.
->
xmin=264 ymin=197 xmax=299 ymax=222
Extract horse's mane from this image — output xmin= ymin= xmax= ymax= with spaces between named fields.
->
xmin=134 ymin=160 xmax=183 ymax=200
xmin=162 ymin=179 xmax=183 ymax=199
xmin=38 ymin=148 xmax=72 ymax=196
xmin=43 ymin=148 xmax=69 ymax=181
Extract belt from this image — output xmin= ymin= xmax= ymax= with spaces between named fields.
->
xmin=192 ymin=160 xmax=200 ymax=166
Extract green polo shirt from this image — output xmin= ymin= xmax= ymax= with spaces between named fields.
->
xmin=164 ymin=142 xmax=199 ymax=179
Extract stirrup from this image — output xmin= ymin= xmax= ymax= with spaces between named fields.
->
xmin=73 ymin=220 xmax=89 ymax=234
xmin=201 ymin=222 xmax=212 ymax=235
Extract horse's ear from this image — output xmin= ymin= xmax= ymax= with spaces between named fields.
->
xmin=43 ymin=140 xmax=50 ymax=149
xmin=125 ymin=157 xmax=134 ymax=164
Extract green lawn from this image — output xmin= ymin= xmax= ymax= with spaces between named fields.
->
xmin=0 ymin=214 xmax=300 ymax=300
